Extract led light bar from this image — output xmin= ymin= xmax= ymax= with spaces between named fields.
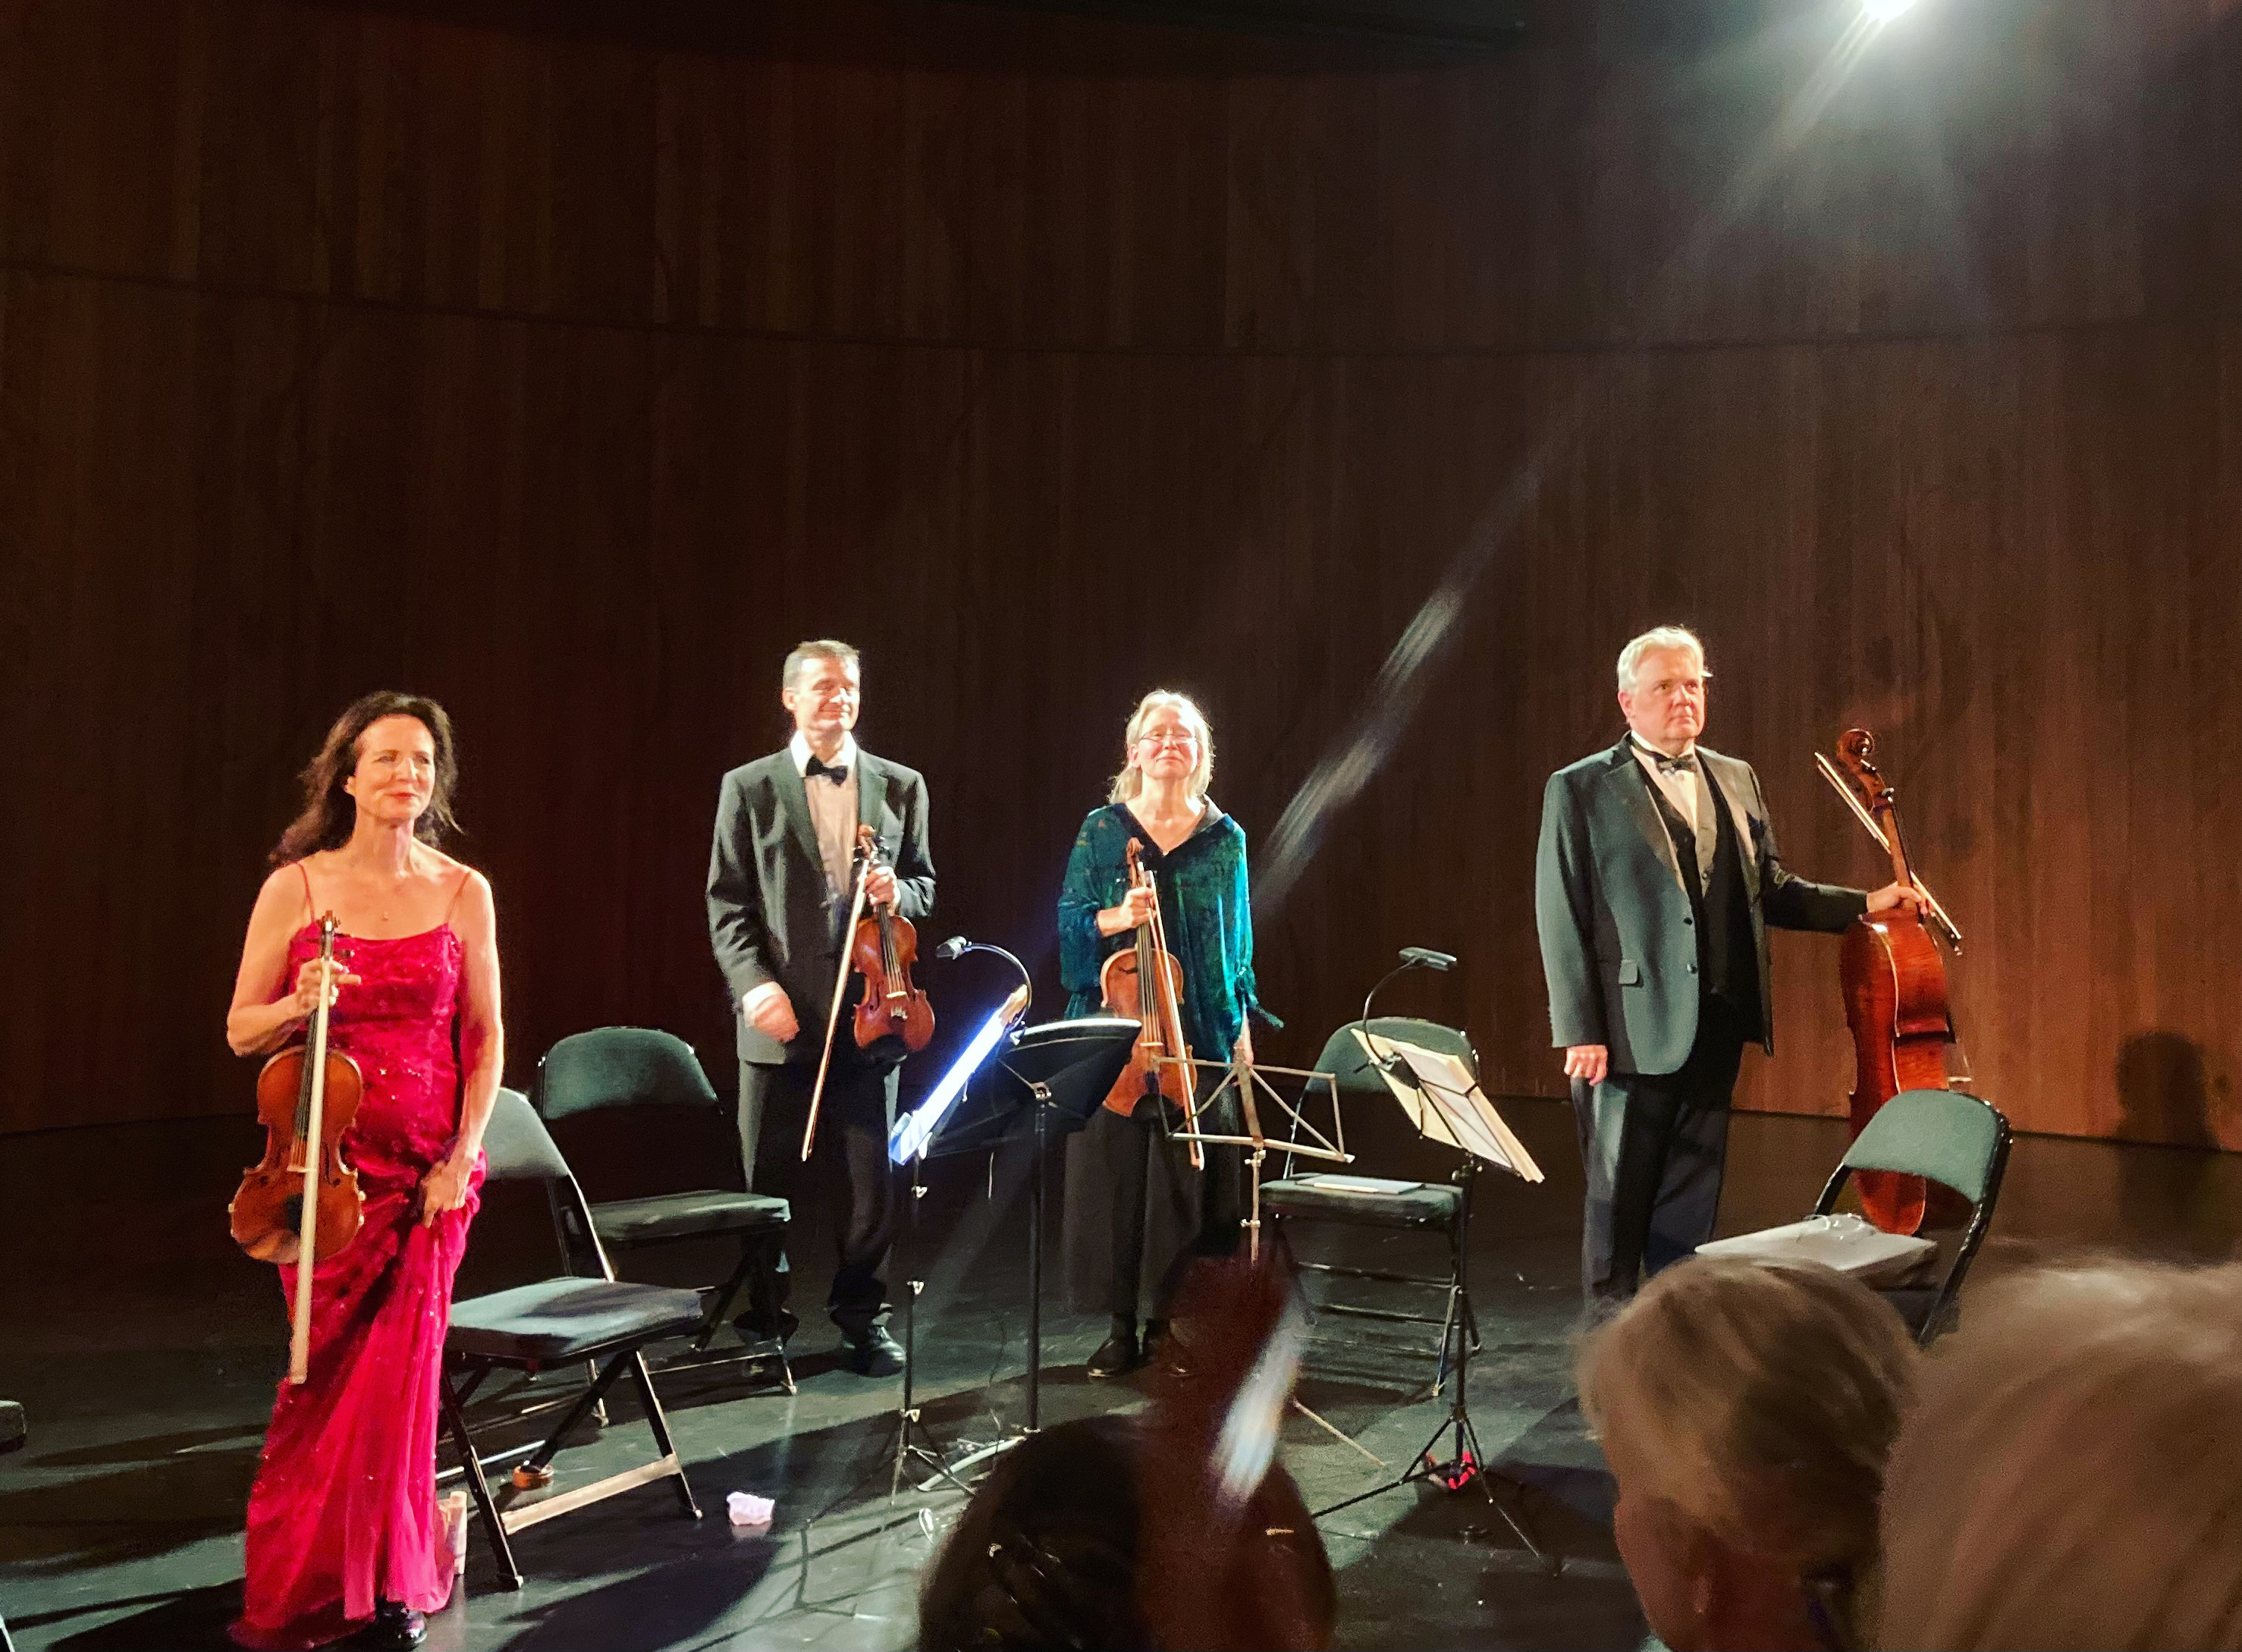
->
xmin=887 ymin=985 xmax=1029 ymax=1165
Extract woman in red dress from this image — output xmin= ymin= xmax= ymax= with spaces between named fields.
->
xmin=225 ymin=693 xmax=504 ymax=1650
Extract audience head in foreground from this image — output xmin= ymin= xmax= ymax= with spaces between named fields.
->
xmin=1879 ymin=1258 xmax=2242 ymax=1651
xmin=920 ymin=1256 xmax=1334 ymax=1650
xmin=1577 ymin=1255 xmax=1918 ymax=1652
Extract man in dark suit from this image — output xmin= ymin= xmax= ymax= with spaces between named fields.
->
xmin=1534 ymin=626 xmax=1916 ymax=1308
xmin=708 ymin=639 xmax=935 ymax=1374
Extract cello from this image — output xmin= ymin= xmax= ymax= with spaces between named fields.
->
xmin=1099 ymin=839 xmax=1201 ymax=1167
xmin=228 ymin=912 xmax=366 ymax=1383
xmin=1817 ymin=730 xmax=1967 ymax=1236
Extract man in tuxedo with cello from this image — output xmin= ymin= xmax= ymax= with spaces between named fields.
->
xmin=1534 ymin=626 xmax=1917 ymax=1308
xmin=708 ymin=639 xmax=935 ymax=1375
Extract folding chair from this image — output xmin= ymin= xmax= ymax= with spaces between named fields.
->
xmin=1811 ymin=1087 xmax=2011 ymax=1344
xmin=533 ymin=1027 xmax=793 ymax=1393
xmin=441 ymin=1088 xmax=707 ymax=1590
xmin=1263 ymin=1017 xmax=1482 ymax=1396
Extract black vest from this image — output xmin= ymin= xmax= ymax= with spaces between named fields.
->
xmin=1641 ymin=762 xmax=1764 ymax=1043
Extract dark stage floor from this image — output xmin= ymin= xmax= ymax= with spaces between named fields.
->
xmin=5 ymin=1099 xmax=2238 ymax=1652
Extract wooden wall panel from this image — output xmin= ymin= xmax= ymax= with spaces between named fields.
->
xmin=2 ymin=0 xmax=2238 ymax=1153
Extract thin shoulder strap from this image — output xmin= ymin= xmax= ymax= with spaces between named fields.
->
xmin=295 ymin=859 xmax=315 ymax=921
xmin=443 ymin=866 xmax=473 ymax=920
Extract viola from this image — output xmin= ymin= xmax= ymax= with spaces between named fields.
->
xmin=849 ymin=822 xmax=934 ymax=1053
xmin=1818 ymin=730 xmax=1966 ymax=1236
xmin=228 ymin=912 xmax=366 ymax=1383
xmin=1098 ymin=839 xmax=1200 ymax=1159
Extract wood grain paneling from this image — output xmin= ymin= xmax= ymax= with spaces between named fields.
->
xmin=2 ymin=0 xmax=2237 ymax=1152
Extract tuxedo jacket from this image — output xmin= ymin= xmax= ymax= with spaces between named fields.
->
xmin=706 ymin=748 xmax=936 ymax=1066
xmin=1534 ymin=736 xmax=1863 ymax=1076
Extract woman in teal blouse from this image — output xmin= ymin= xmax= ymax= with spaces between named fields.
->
xmin=1058 ymin=690 xmax=1270 ymax=1380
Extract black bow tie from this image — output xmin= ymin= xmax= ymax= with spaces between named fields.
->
xmin=805 ymin=755 xmax=849 ymax=786
xmin=1641 ymin=745 xmax=1697 ymax=774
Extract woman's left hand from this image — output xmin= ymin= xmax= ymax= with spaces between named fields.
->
xmin=419 ymin=1153 xmax=476 ymax=1227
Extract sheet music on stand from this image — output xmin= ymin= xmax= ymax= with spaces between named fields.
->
xmin=1352 ymin=1030 xmax=1545 ymax=1184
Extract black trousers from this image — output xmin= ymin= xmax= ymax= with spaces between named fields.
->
xmin=1570 ymin=997 xmax=1750 ymax=1308
xmin=1062 ymin=1084 xmax=1243 ymax=1328
xmin=738 ymin=1058 xmax=898 ymax=1340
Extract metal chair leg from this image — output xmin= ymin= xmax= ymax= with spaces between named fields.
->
xmin=441 ymin=1368 xmax=523 ymax=1591
xmin=626 ymin=1350 xmax=702 ymax=1520
xmin=518 ymin=1354 xmax=632 ymax=1482
xmin=688 ymin=1236 xmax=764 ymax=1354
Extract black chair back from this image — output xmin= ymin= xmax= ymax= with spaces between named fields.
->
xmin=476 ymin=1088 xmax=611 ymax=1278
xmin=534 ymin=1029 xmax=719 ymax=1122
xmin=1311 ymin=1016 xmax=1479 ymax=1101
xmin=480 ymin=1087 xmax=576 ymax=1184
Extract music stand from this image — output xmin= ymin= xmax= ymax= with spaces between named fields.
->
xmin=1306 ymin=1028 xmax=1553 ymax=1570
xmin=888 ymin=1013 xmax=1138 ymax=1479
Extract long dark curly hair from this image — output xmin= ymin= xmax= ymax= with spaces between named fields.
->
xmin=272 ymin=692 xmax=461 ymax=865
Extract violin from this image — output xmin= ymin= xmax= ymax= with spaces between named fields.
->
xmin=1099 ymin=839 xmax=1201 ymax=1160
xmin=802 ymin=826 xmax=931 ymax=1160
xmin=1818 ymin=730 xmax=1965 ymax=1236
xmin=849 ymin=823 xmax=934 ymax=1053
xmin=228 ymin=912 xmax=366 ymax=1383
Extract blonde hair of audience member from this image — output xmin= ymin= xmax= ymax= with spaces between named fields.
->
xmin=1108 ymin=690 xmax=1215 ymax=805
xmin=1879 ymin=1260 xmax=2242 ymax=1652
xmin=1577 ymin=1257 xmax=1918 ymax=1652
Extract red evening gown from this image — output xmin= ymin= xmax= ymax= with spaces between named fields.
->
xmin=231 ymin=919 xmax=485 ymax=1650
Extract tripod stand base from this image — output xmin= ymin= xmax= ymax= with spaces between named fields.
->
xmin=890 ymin=1405 xmax=981 ymax=1501
xmin=1312 ymin=1406 xmax=1559 ymax=1575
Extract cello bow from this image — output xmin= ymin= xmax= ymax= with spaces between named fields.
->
xmin=1813 ymin=749 xmax=1964 ymax=952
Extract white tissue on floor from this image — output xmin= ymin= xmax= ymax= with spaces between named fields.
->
xmin=727 ymin=1490 xmax=774 ymax=1528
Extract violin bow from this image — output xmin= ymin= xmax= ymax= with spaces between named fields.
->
xmin=289 ymin=915 xmax=340 ymax=1385
xmin=1142 ymin=870 xmax=1205 ymax=1170
xmin=1813 ymin=752 xmax=1965 ymax=953
xmin=802 ymin=849 xmax=874 ymax=1161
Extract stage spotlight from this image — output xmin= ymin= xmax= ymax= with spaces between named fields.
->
xmin=1862 ymin=0 xmax=1919 ymax=20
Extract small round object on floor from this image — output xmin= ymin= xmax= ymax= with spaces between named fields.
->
xmin=510 ymin=1462 xmax=555 ymax=1490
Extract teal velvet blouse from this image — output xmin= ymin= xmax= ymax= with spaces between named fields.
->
xmin=1057 ymin=800 xmax=1274 ymax=1057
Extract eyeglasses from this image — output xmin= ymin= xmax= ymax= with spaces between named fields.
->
xmin=1137 ymin=732 xmax=1199 ymax=751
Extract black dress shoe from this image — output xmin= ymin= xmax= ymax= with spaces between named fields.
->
xmin=360 ymin=1600 xmax=425 ymax=1648
xmin=1085 ymin=1329 xmax=1141 ymax=1379
xmin=843 ymin=1326 xmax=906 ymax=1377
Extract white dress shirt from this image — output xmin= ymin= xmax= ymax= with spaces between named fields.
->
xmin=1630 ymin=735 xmax=1716 ymax=892
xmin=790 ymin=731 xmax=861 ymax=902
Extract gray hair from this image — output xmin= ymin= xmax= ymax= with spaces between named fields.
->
xmin=1880 ymin=1260 xmax=2242 ymax=1650
xmin=1616 ymin=626 xmax=1707 ymax=694
xmin=783 ymin=639 xmax=860 ymax=691
xmin=1577 ymin=1256 xmax=1917 ymax=1583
